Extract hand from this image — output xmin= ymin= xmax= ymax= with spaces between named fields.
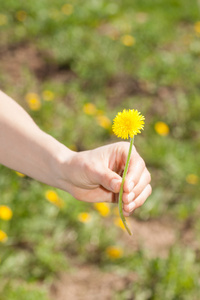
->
xmin=59 ymin=142 xmax=152 ymax=216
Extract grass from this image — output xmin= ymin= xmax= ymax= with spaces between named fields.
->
xmin=0 ymin=0 xmax=200 ymax=299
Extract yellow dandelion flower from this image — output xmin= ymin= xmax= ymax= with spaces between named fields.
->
xmin=0 ymin=230 xmax=8 ymax=243
xmin=0 ymin=206 xmax=13 ymax=221
xmin=194 ymin=21 xmax=200 ymax=35
xmin=16 ymin=11 xmax=27 ymax=22
xmin=0 ymin=14 xmax=8 ymax=26
xmin=112 ymin=108 xmax=144 ymax=235
xmin=42 ymin=90 xmax=55 ymax=101
xmin=25 ymin=93 xmax=41 ymax=111
xmin=83 ymin=103 xmax=97 ymax=115
xmin=61 ymin=4 xmax=73 ymax=16
xmin=186 ymin=174 xmax=199 ymax=185
xmin=106 ymin=246 xmax=123 ymax=259
xmin=45 ymin=190 xmax=65 ymax=208
xmin=154 ymin=121 xmax=169 ymax=136
xmin=112 ymin=109 xmax=145 ymax=139
xmin=78 ymin=212 xmax=91 ymax=223
xmin=114 ymin=217 xmax=126 ymax=231
xmin=96 ymin=115 xmax=112 ymax=129
xmin=15 ymin=171 xmax=25 ymax=177
xmin=121 ymin=35 xmax=135 ymax=47
xmin=94 ymin=203 xmax=110 ymax=217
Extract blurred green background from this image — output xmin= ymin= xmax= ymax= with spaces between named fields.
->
xmin=0 ymin=0 xmax=200 ymax=299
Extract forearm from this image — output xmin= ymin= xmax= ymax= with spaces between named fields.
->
xmin=0 ymin=91 xmax=74 ymax=189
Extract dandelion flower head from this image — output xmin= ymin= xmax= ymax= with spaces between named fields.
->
xmin=93 ymin=203 xmax=110 ymax=217
xmin=106 ymin=246 xmax=123 ymax=259
xmin=0 ymin=205 xmax=13 ymax=221
xmin=78 ymin=212 xmax=91 ymax=223
xmin=112 ymin=109 xmax=145 ymax=139
xmin=154 ymin=121 xmax=169 ymax=136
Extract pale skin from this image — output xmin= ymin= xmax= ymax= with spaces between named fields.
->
xmin=0 ymin=91 xmax=152 ymax=216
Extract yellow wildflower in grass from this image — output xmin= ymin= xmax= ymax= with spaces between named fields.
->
xmin=42 ymin=90 xmax=55 ymax=101
xmin=186 ymin=174 xmax=199 ymax=185
xmin=25 ymin=93 xmax=41 ymax=111
xmin=114 ymin=217 xmax=126 ymax=231
xmin=194 ymin=21 xmax=200 ymax=35
xmin=96 ymin=115 xmax=112 ymax=130
xmin=106 ymin=246 xmax=123 ymax=259
xmin=154 ymin=121 xmax=170 ymax=136
xmin=61 ymin=4 xmax=74 ymax=16
xmin=0 ymin=206 xmax=13 ymax=221
xmin=78 ymin=212 xmax=91 ymax=223
xmin=113 ymin=109 xmax=145 ymax=139
xmin=121 ymin=35 xmax=135 ymax=47
xmin=15 ymin=11 xmax=27 ymax=22
xmin=94 ymin=203 xmax=110 ymax=217
xmin=83 ymin=103 xmax=97 ymax=115
xmin=15 ymin=171 xmax=25 ymax=177
xmin=113 ymin=108 xmax=145 ymax=235
xmin=0 ymin=230 xmax=8 ymax=243
xmin=0 ymin=14 xmax=8 ymax=26
xmin=45 ymin=190 xmax=65 ymax=208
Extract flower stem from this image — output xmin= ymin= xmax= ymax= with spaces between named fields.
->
xmin=118 ymin=136 xmax=134 ymax=236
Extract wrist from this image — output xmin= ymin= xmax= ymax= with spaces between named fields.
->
xmin=53 ymin=140 xmax=77 ymax=191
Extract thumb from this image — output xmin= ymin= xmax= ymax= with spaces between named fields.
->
xmin=96 ymin=168 xmax=122 ymax=193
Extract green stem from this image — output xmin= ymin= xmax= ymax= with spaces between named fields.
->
xmin=118 ymin=136 xmax=134 ymax=236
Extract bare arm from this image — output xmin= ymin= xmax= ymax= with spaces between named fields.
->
xmin=0 ymin=91 xmax=151 ymax=216
xmin=0 ymin=91 xmax=74 ymax=189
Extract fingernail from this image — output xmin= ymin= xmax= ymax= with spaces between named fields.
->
xmin=128 ymin=181 xmax=134 ymax=191
xmin=111 ymin=179 xmax=120 ymax=192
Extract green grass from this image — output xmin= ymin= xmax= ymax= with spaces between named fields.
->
xmin=1 ymin=0 xmax=200 ymax=299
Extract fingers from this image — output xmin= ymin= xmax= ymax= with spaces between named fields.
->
xmin=123 ymin=168 xmax=151 ymax=204
xmin=123 ymin=150 xmax=146 ymax=193
xmin=123 ymin=184 xmax=152 ymax=216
